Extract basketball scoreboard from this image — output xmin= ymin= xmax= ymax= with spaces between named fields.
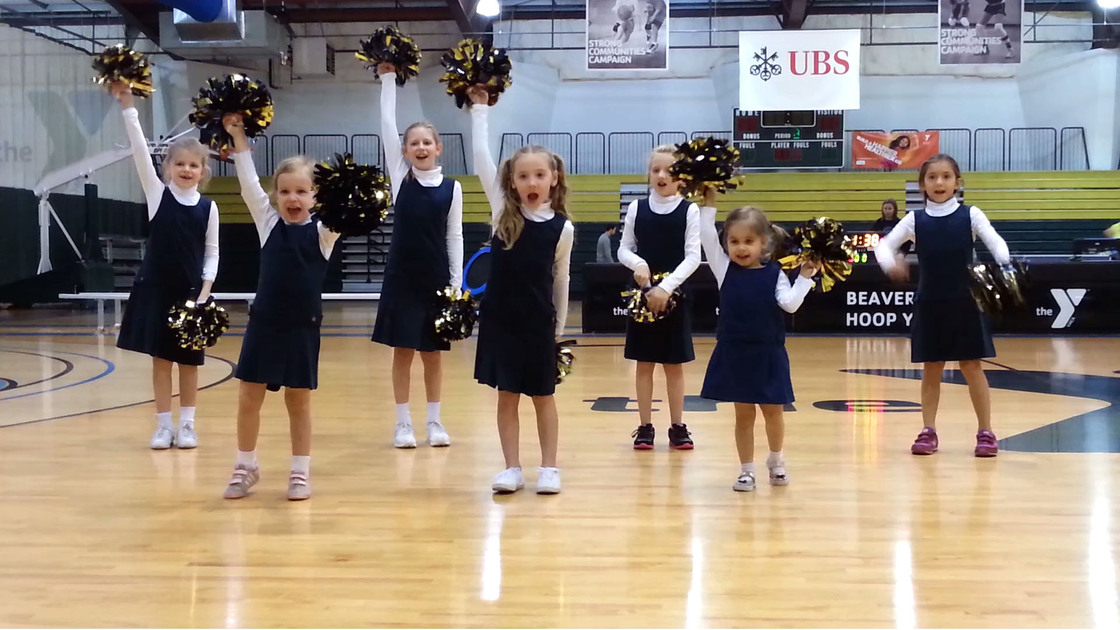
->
xmin=733 ymin=109 xmax=845 ymax=169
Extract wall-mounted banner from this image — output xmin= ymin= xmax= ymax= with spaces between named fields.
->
xmin=586 ymin=0 xmax=669 ymax=70
xmin=851 ymin=131 xmax=941 ymax=170
xmin=737 ymin=29 xmax=860 ymax=111
xmin=938 ymin=0 xmax=1022 ymax=64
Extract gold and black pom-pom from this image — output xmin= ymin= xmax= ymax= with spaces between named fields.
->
xmin=433 ymin=286 xmax=478 ymax=342
xmin=970 ymin=260 xmax=1028 ymax=315
xmin=669 ymin=137 xmax=741 ymax=199
xmin=312 ymin=153 xmax=391 ymax=236
xmin=92 ymin=44 xmax=154 ymax=97
xmin=778 ymin=217 xmax=857 ymax=292
xmin=167 ymin=300 xmax=230 ymax=351
xmin=189 ymin=74 xmax=274 ymax=152
xmin=620 ymin=272 xmax=681 ymax=323
xmin=439 ymin=39 xmax=513 ymax=109
xmin=555 ymin=340 xmax=576 ymax=385
xmin=356 ymin=26 xmax=422 ymax=86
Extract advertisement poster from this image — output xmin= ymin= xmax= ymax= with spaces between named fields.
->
xmin=586 ymin=0 xmax=669 ymax=70
xmin=939 ymin=0 xmax=1022 ymax=64
xmin=851 ymin=131 xmax=941 ymax=170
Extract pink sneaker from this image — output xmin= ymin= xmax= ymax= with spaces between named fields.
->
xmin=911 ymin=427 xmax=938 ymax=455
xmin=974 ymin=430 xmax=999 ymax=457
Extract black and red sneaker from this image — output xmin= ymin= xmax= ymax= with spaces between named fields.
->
xmin=668 ymin=423 xmax=694 ymax=450
xmin=632 ymin=423 xmax=655 ymax=450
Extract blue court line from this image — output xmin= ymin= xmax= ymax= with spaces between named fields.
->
xmin=0 ymin=355 xmax=237 ymax=430
xmin=0 ymin=350 xmax=114 ymax=402
xmin=0 ymin=349 xmax=75 ymax=390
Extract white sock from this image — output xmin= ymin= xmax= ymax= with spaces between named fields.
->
xmin=236 ymin=450 xmax=257 ymax=469
xmin=156 ymin=412 xmax=173 ymax=431
xmin=179 ymin=406 xmax=195 ymax=426
xmin=291 ymin=455 xmax=310 ymax=475
xmin=740 ymin=462 xmax=756 ymax=476
xmin=767 ymin=451 xmax=784 ymax=467
xmin=426 ymin=401 xmax=441 ymax=424
xmin=396 ymin=403 xmax=412 ymax=427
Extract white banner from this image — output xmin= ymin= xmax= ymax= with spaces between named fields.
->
xmin=738 ymin=29 xmax=861 ymax=110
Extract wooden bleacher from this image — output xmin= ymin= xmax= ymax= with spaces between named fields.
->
xmin=205 ymin=169 xmax=1120 ymax=225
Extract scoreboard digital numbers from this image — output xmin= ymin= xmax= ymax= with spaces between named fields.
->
xmin=733 ymin=109 xmax=845 ymax=169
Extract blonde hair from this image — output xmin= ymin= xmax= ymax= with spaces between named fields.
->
xmin=723 ymin=206 xmax=789 ymax=263
xmin=403 ymin=121 xmax=441 ymax=147
xmin=494 ymin=145 xmax=571 ymax=249
xmin=269 ymin=155 xmax=316 ymax=200
xmin=164 ymin=137 xmax=212 ymax=190
xmin=649 ymin=143 xmax=676 ymax=167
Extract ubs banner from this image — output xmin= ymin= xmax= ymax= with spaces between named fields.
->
xmin=583 ymin=262 xmax=1120 ymax=334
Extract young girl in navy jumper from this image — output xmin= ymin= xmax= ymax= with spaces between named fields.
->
xmin=372 ymin=62 xmax=463 ymax=450
xmin=111 ymin=82 xmax=219 ymax=451
xmin=875 ymin=154 xmax=1010 ymax=458
xmin=469 ymin=87 xmax=574 ymax=495
xmin=221 ymin=114 xmax=341 ymax=501
xmin=619 ymin=145 xmax=701 ymax=451
xmin=698 ymin=195 xmax=818 ymax=492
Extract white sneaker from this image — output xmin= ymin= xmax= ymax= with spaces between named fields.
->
xmin=176 ymin=423 xmax=197 ymax=449
xmin=733 ymin=472 xmax=756 ymax=492
xmin=536 ymin=467 xmax=561 ymax=495
xmin=491 ymin=467 xmax=525 ymax=493
xmin=767 ymin=457 xmax=789 ymax=486
xmin=427 ymin=421 xmax=451 ymax=447
xmin=393 ymin=423 xmax=417 ymax=449
xmin=150 ymin=426 xmax=174 ymax=450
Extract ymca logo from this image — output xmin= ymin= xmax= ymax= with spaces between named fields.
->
xmin=1038 ymin=289 xmax=1087 ymax=328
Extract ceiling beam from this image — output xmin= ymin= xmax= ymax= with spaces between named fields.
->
xmin=101 ymin=0 xmax=161 ymax=45
xmin=271 ymin=6 xmax=455 ymax=23
xmin=444 ymin=0 xmax=489 ymax=35
xmin=779 ymin=0 xmax=809 ymax=28
xmin=0 ymin=11 xmax=124 ymax=27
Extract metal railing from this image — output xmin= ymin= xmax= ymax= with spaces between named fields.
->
xmin=214 ymin=126 xmax=1092 ymax=177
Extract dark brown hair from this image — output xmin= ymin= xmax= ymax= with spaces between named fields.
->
xmin=918 ymin=153 xmax=963 ymax=199
xmin=723 ymin=206 xmax=788 ymax=263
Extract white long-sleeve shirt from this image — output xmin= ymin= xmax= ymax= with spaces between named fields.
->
xmin=699 ymin=207 xmax=814 ymax=313
xmin=381 ymin=74 xmax=464 ymax=288
xmin=471 ymin=104 xmax=574 ymax=338
xmin=122 ymin=106 xmax=219 ymax=282
xmin=232 ymin=152 xmax=340 ymax=259
xmin=875 ymin=198 xmax=1010 ymax=273
xmin=617 ymin=192 xmax=701 ymax=295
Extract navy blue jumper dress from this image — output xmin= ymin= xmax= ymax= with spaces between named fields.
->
xmin=700 ymin=262 xmax=795 ymax=405
xmin=235 ymin=217 xmax=330 ymax=391
xmin=474 ymin=214 xmax=566 ymax=397
xmin=623 ymin=198 xmax=695 ymax=365
xmin=372 ymin=176 xmax=455 ymax=352
xmin=117 ymin=188 xmax=211 ymax=366
xmin=910 ymin=205 xmax=996 ymax=363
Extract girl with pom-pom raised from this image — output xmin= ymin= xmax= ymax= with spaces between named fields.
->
xmin=697 ymin=190 xmax=819 ymax=492
xmin=619 ymin=145 xmax=701 ymax=451
xmin=110 ymin=81 xmax=219 ymax=452
xmin=468 ymin=85 xmax=574 ymax=496
xmin=372 ymin=60 xmax=464 ymax=451
xmin=220 ymin=113 xmax=341 ymax=501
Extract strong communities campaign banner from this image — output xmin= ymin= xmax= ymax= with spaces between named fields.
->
xmin=586 ymin=0 xmax=669 ymax=70
xmin=737 ymin=29 xmax=861 ymax=111
xmin=851 ymin=131 xmax=941 ymax=170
